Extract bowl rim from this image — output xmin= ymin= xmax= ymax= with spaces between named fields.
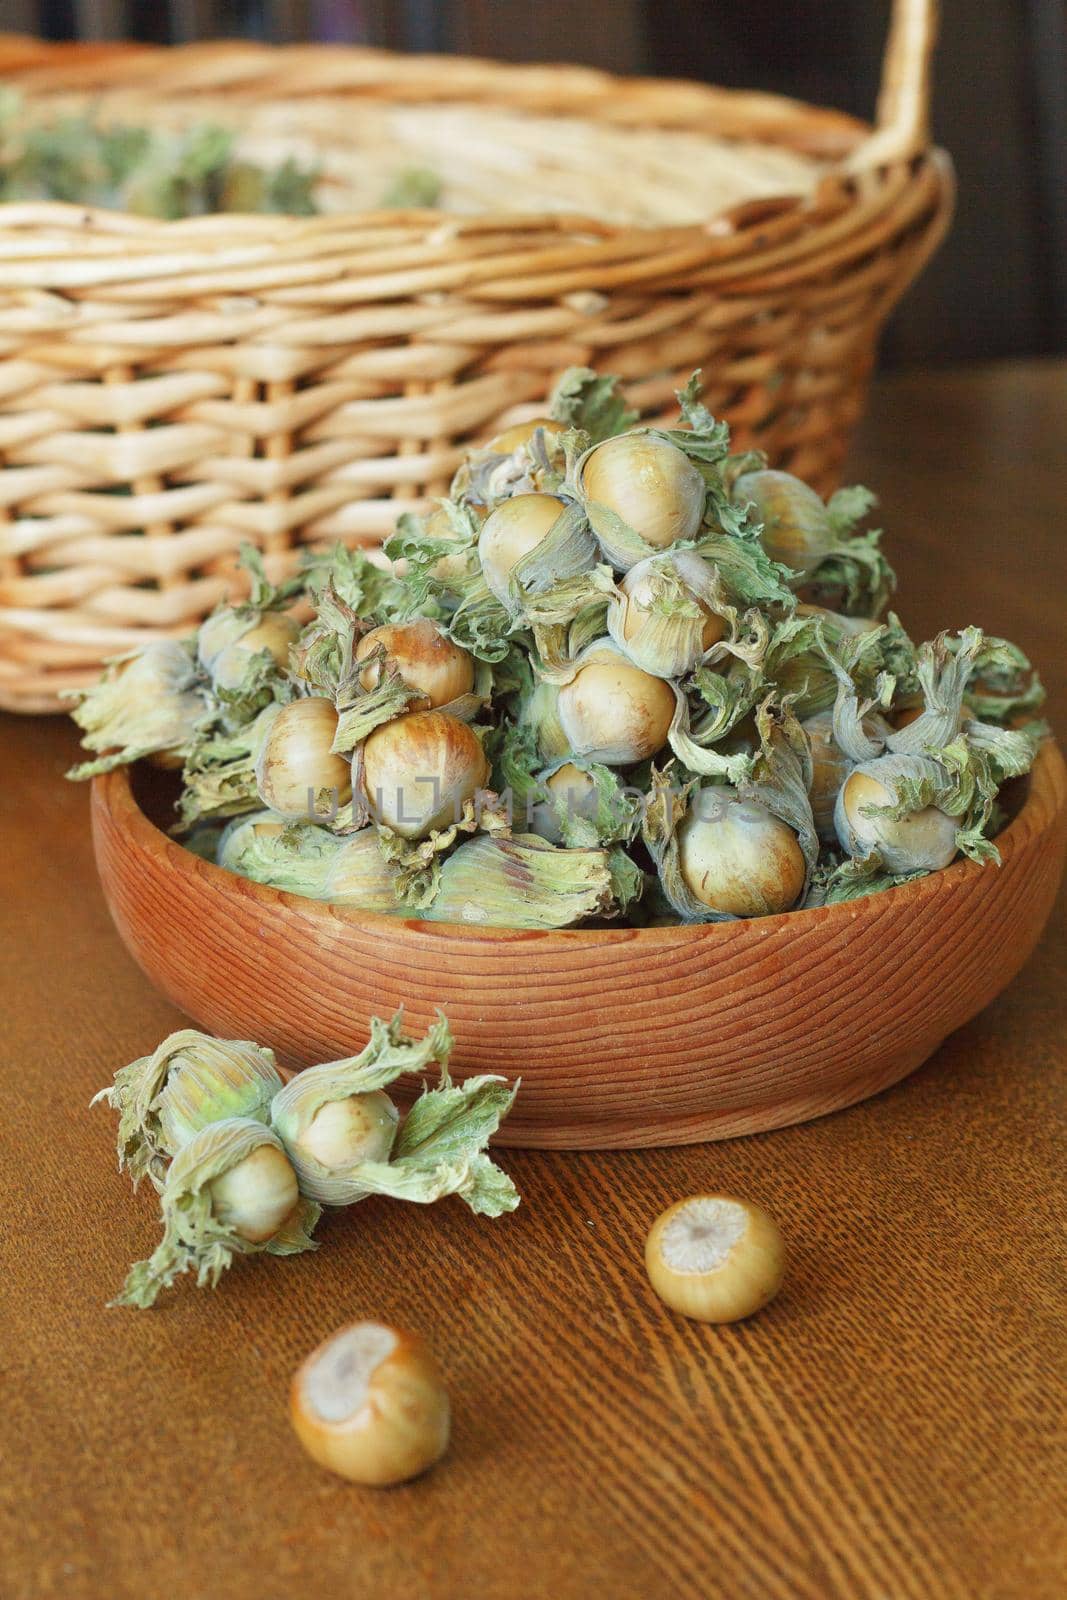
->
xmin=92 ymin=738 xmax=1066 ymax=949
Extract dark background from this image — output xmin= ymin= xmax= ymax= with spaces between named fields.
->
xmin=8 ymin=0 xmax=1067 ymax=366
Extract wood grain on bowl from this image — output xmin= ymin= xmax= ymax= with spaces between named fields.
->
xmin=90 ymin=743 xmax=1067 ymax=1150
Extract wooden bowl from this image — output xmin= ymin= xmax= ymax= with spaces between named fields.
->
xmin=91 ymin=743 xmax=1067 ymax=1150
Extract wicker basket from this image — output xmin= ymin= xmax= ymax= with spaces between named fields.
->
xmin=0 ymin=1 xmax=951 ymax=713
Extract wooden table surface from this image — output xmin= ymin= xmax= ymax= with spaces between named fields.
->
xmin=1 ymin=361 xmax=1064 ymax=1600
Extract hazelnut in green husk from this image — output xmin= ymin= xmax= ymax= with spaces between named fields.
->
xmin=580 ymin=432 xmax=706 ymax=567
xmin=676 ymin=788 xmax=807 ymax=918
xmin=269 ymin=1013 xmax=517 ymax=1212
xmin=92 ymin=1029 xmax=284 ymax=1190
xmin=112 ymin=1117 xmax=319 ymax=1309
xmin=66 ymin=640 xmax=207 ymax=778
xmin=732 ymin=469 xmax=835 ymax=578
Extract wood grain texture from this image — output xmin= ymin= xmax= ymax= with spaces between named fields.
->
xmin=0 ymin=19 xmax=951 ymax=710
xmin=1 ymin=363 xmax=1066 ymax=1600
xmin=90 ymin=744 xmax=1067 ymax=1149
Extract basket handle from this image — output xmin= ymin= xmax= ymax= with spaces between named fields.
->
xmin=847 ymin=0 xmax=939 ymax=170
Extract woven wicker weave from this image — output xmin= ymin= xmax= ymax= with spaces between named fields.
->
xmin=0 ymin=1 xmax=951 ymax=712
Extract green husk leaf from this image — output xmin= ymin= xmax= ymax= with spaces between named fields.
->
xmin=966 ymin=677 xmax=1046 ymax=724
xmin=489 ymin=719 xmax=545 ymax=823
xmin=548 ymin=366 xmax=637 ymax=444
xmin=177 ymin=701 xmax=280 ymax=827
xmin=739 ymin=699 xmax=819 ymax=882
xmin=303 ymin=544 xmax=410 ymax=625
xmin=805 ymin=526 xmax=895 ymax=617
xmin=321 ymin=828 xmax=406 ymax=910
xmin=933 ymin=721 xmax=1045 ymax=848
xmin=514 ymin=675 xmax=569 ymax=763
xmin=529 ymin=590 xmax=614 ymax=674
xmin=265 ymin=1197 xmax=326 ymax=1251
xmin=231 ymin=542 xmax=308 ymax=615
xmin=521 ymin=562 xmax=615 ymax=631
xmin=447 ymin=576 xmax=517 ymax=663
xmin=686 ymin=663 xmax=762 ymax=745
xmin=384 ymin=502 xmax=481 ymax=609
xmin=764 ymin=609 xmax=902 ymax=722
xmin=607 ymin=846 xmax=646 ymax=913
xmin=426 ymin=833 xmax=617 ymax=928
xmin=291 ymin=578 xmax=361 ymax=699
xmin=673 ymin=371 xmax=728 ymax=442
xmin=332 ymin=665 xmax=426 ymax=753
xmin=695 ymin=523 xmax=796 ymax=609
xmin=657 ymin=378 xmax=766 ymax=544
xmin=397 ymin=1058 xmax=500 ymax=1154
xmin=962 ymin=715 xmax=1048 ymax=779
xmin=352 ymin=1092 xmax=519 ymax=1216
xmin=825 ymin=623 xmax=915 ymax=762
xmin=368 ymin=791 xmax=511 ymax=910
xmin=667 ymin=687 xmax=755 ymax=783
xmin=758 ymin=614 xmax=844 ymax=719
xmin=370 ymin=838 xmax=442 ymax=911
xmin=826 ymin=485 xmax=878 ymax=537
xmin=877 ymin=627 xmax=981 ymax=755
xmin=488 ymin=639 xmax=537 ymax=704
xmin=806 ymin=850 xmax=924 ymax=906
xmin=654 ymin=375 xmax=741 ymax=486
xmin=376 ymin=1070 xmax=519 ymax=1216
xmin=959 ymin=634 xmax=1045 ymax=723
xmin=218 ymin=811 xmax=343 ymax=895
